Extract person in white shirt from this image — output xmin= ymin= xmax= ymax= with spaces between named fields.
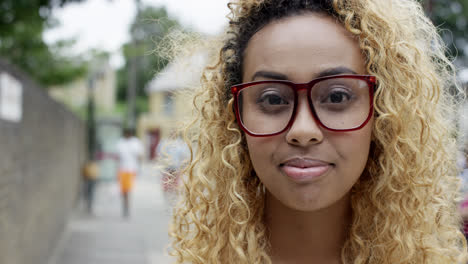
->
xmin=116 ymin=128 xmax=144 ymax=217
xmin=156 ymin=136 xmax=190 ymax=193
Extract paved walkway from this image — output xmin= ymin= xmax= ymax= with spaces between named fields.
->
xmin=48 ymin=164 xmax=175 ymax=264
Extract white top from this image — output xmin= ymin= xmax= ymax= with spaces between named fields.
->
xmin=116 ymin=136 xmax=144 ymax=172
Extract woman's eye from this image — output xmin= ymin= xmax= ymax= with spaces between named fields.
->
xmin=258 ymin=93 xmax=289 ymax=105
xmin=322 ymin=90 xmax=352 ymax=104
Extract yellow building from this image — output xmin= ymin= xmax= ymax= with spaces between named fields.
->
xmin=138 ymin=52 xmax=208 ymax=159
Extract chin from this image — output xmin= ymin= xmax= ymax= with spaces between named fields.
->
xmin=275 ymin=189 xmax=351 ymax=213
xmin=271 ymin=191 xmax=330 ymax=212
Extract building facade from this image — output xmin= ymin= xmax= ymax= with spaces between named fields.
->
xmin=139 ymin=52 xmax=208 ymax=159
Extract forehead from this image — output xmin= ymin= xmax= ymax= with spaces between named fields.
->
xmin=242 ymin=13 xmax=365 ymax=81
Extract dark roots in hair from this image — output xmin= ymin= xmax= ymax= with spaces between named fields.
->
xmin=222 ymin=0 xmax=336 ymax=102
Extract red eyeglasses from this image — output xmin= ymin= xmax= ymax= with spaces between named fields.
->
xmin=230 ymin=74 xmax=376 ymax=137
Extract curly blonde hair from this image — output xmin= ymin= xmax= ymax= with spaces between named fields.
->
xmin=169 ymin=0 xmax=468 ymax=263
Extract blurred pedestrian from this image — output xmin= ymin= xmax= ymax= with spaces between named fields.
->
xmin=116 ymin=128 xmax=144 ymax=218
xmin=169 ymin=0 xmax=467 ymax=263
xmin=81 ymin=159 xmax=99 ymax=214
xmin=460 ymin=194 xmax=468 ymax=241
xmin=459 ymin=145 xmax=468 ymax=186
xmin=156 ymin=134 xmax=190 ymax=197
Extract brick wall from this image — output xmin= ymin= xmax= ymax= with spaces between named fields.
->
xmin=0 ymin=58 xmax=86 ymax=264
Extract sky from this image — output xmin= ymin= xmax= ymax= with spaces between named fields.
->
xmin=43 ymin=0 xmax=230 ymax=68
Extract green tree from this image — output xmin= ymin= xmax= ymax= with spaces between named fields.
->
xmin=0 ymin=0 xmax=88 ymax=87
xmin=423 ymin=0 xmax=468 ymax=65
xmin=116 ymin=5 xmax=184 ymax=116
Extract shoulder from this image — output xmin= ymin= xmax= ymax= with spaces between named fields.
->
xmin=131 ymin=137 xmax=143 ymax=146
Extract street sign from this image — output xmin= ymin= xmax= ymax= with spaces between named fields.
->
xmin=0 ymin=72 xmax=23 ymax=123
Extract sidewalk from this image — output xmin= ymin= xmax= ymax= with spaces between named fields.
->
xmin=47 ymin=164 xmax=175 ymax=264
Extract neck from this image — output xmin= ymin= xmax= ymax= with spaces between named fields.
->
xmin=265 ymin=192 xmax=351 ymax=264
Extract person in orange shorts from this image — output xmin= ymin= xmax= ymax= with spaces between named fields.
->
xmin=116 ymin=128 xmax=143 ymax=217
xmin=118 ymin=171 xmax=135 ymax=194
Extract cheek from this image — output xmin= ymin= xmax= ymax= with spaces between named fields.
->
xmin=245 ymin=135 xmax=277 ymax=174
xmin=333 ymin=121 xmax=373 ymax=173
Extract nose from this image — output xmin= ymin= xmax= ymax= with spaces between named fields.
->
xmin=285 ymin=94 xmax=324 ymax=146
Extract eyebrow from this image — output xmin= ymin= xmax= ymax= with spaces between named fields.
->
xmin=316 ymin=67 xmax=358 ymax=78
xmin=251 ymin=71 xmax=288 ymax=81
xmin=251 ymin=66 xmax=358 ymax=81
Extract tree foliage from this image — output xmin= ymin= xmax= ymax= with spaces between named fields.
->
xmin=423 ymin=0 xmax=468 ymax=65
xmin=0 ymin=0 xmax=88 ymax=87
xmin=116 ymin=5 xmax=184 ymax=115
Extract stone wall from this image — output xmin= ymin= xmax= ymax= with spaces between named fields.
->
xmin=0 ymin=58 xmax=86 ymax=264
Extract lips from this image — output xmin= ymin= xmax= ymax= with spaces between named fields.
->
xmin=280 ymin=158 xmax=332 ymax=181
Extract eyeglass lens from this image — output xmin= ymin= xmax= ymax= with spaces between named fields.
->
xmin=237 ymin=77 xmax=371 ymax=134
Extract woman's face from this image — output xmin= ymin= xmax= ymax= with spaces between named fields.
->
xmin=242 ymin=13 xmax=373 ymax=212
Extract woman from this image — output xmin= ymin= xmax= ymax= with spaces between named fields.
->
xmin=169 ymin=0 xmax=467 ymax=263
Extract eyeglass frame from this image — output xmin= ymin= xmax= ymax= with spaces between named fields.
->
xmin=230 ymin=74 xmax=377 ymax=137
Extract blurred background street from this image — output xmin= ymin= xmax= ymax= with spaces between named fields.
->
xmin=47 ymin=163 xmax=173 ymax=264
